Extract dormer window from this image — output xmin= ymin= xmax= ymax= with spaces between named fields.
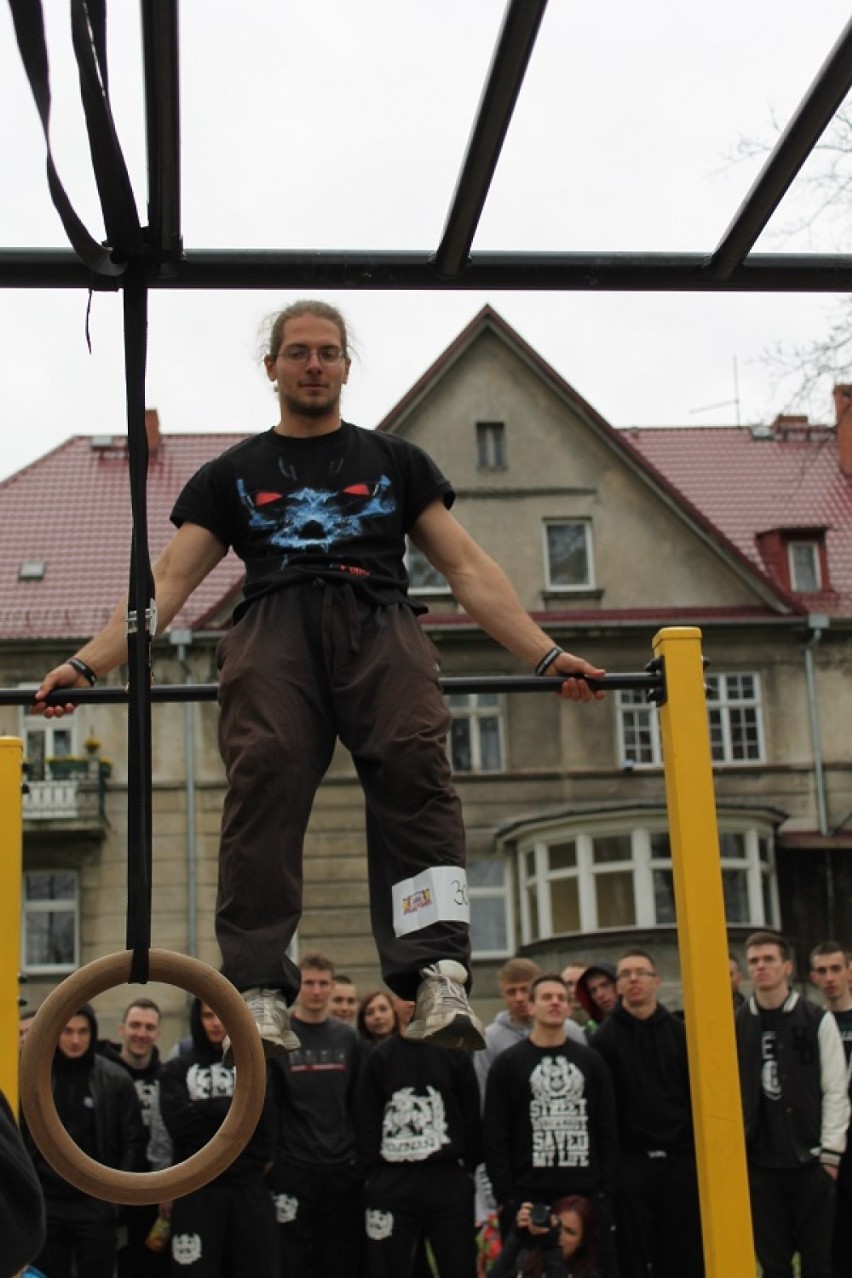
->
xmin=756 ymin=527 xmax=830 ymax=595
xmin=788 ymin=539 xmax=822 ymax=592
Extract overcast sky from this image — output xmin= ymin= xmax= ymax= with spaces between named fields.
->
xmin=1 ymin=1 xmax=851 ymax=483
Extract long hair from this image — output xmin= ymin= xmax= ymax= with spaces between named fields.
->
xmin=522 ymin=1195 xmax=598 ymax=1278
xmin=356 ymin=990 xmax=400 ymax=1042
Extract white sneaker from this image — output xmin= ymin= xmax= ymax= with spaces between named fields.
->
xmin=404 ymin=960 xmax=486 ymax=1051
xmin=222 ymin=987 xmax=301 ymax=1065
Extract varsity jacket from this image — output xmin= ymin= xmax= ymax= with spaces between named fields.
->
xmin=735 ymin=990 xmax=850 ymax=1168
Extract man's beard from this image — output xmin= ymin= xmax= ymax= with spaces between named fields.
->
xmin=283 ymin=388 xmax=340 ymax=419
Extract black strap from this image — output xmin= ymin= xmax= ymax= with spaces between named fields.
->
xmin=123 ymin=260 xmax=154 ymax=983
xmin=7 ymin=0 xmax=125 ymax=277
xmin=9 ymin=0 xmax=155 ymax=981
xmin=70 ymin=0 xmax=143 ymax=261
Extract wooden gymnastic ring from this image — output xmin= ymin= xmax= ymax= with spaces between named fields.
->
xmin=19 ymin=949 xmax=267 ymax=1206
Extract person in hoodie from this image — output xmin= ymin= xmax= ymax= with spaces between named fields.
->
xmin=355 ymin=1030 xmax=482 ymax=1278
xmin=99 ymin=997 xmax=170 ymax=1275
xmin=27 ymin=1003 xmax=147 ymax=1278
xmin=159 ymin=999 xmax=279 ymax=1275
xmin=590 ymin=950 xmax=704 ymax=1278
xmin=574 ymin=965 xmax=618 ymax=1037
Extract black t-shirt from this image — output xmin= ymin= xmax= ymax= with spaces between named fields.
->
xmin=271 ymin=1016 xmax=363 ymax=1168
xmin=171 ymin=422 xmax=454 ymax=617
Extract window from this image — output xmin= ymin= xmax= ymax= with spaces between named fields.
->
xmin=788 ymin=541 xmax=822 ymax=592
xmin=618 ymin=675 xmax=765 ymax=768
xmin=447 ymin=693 xmax=505 ymax=772
xmin=544 ymin=521 xmax=592 ymax=590
xmin=706 ymin=673 xmax=764 ymax=763
xmin=22 ymin=871 xmax=79 ymax=973
xmin=515 ymin=820 xmax=778 ymax=943
xmin=476 ymin=421 xmax=506 ymax=470
xmin=406 ymin=539 xmax=449 ymax=593
xmin=617 ymin=689 xmax=662 ymax=767
xmin=20 ymin=696 xmax=76 ymax=779
xmin=468 ymin=858 xmax=512 ymax=957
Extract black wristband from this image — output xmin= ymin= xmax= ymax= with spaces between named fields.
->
xmin=534 ymin=645 xmax=563 ymax=677
xmin=67 ymin=657 xmax=98 ymax=686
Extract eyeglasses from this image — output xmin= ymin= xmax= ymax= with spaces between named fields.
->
xmin=616 ymin=968 xmax=656 ymax=981
xmin=277 ymin=344 xmax=347 ymax=366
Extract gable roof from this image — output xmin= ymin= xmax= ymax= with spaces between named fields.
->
xmin=627 ymin=422 xmax=852 ymax=617
xmin=378 ymin=305 xmax=801 ymax=617
xmin=0 ymin=433 xmax=248 ymax=640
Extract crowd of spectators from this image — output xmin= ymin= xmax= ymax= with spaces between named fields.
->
xmin=5 ymin=932 xmax=851 ymax=1277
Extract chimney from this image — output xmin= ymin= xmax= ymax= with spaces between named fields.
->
xmin=833 ymin=385 xmax=852 ymax=477
xmin=145 ymin=408 xmax=161 ymax=455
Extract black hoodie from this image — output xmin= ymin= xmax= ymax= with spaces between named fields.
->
xmin=27 ymin=1003 xmax=147 ymax=1198
xmin=575 ymin=965 xmax=618 ymax=1027
xmin=159 ymin=998 xmax=276 ymax=1184
xmin=590 ymin=1001 xmax=695 ymax=1154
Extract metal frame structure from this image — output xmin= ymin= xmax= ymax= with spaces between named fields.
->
xmin=2 ymin=1 xmax=852 ymax=294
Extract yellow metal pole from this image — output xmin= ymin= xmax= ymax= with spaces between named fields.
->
xmin=653 ymin=627 xmax=753 ymax=1277
xmin=0 ymin=736 xmax=23 ymax=1111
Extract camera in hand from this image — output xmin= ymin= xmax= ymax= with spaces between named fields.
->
xmin=529 ymin=1203 xmax=551 ymax=1228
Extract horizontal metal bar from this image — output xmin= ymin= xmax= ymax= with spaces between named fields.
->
xmin=0 ymin=671 xmax=660 ymax=709
xmin=2 ymin=248 xmax=852 ymax=293
xmin=710 ymin=13 xmax=852 ymax=279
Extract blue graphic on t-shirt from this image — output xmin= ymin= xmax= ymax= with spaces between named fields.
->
xmin=236 ymin=474 xmax=396 ymax=561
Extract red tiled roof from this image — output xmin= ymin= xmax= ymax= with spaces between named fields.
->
xmin=626 ymin=424 xmax=852 ymax=616
xmin=3 ymin=329 xmax=851 ymax=643
xmin=0 ymin=434 xmax=248 ymax=640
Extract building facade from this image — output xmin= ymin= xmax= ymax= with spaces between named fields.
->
xmin=2 ymin=309 xmax=850 ymax=1041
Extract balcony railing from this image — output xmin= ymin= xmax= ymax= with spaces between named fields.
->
xmin=23 ymin=776 xmax=106 ymax=822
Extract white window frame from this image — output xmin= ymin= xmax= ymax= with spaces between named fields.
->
xmin=476 ymin=420 xmax=507 ymax=471
xmin=447 ymin=693 xmax=506 ymax=773
xmin=22 ymin=869 xmax=80 ymax=975
xmin=618 ymin=674 xmax=766 ymax=769
xmin=514 ymin=817 xmax=779 ymax=944
xmin=542 ymin=520 xmax=594 ymax=591
xmin=468 ymin=857 xmax=514 ymax=959
xmin=788 ymin=540 xmax=822 ymax=592
xmin=405 ymin=538 xmax=450 ymax=594
xmin=706 ymin=672 xmax=765 ymax=765
xmin=616 ymin=689 xmax=663 ymax=768
xmin=19 ymin=687 xmax=79 ymax=777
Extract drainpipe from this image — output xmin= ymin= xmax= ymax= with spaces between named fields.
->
xmin=170 ymin=629 xmax=197 ymax=957
xmin=803 ymin=613 xmax=829 ymax=837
